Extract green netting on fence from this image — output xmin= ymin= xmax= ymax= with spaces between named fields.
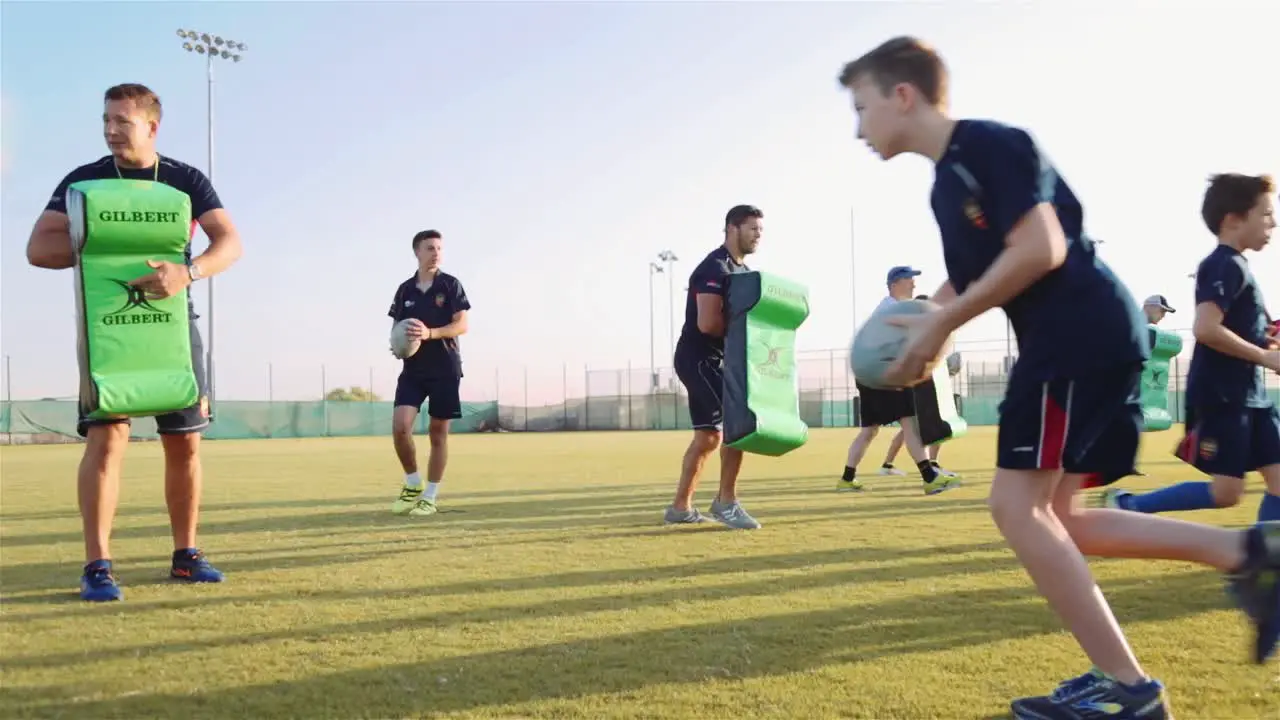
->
xmin=2 ymin=391 xmax=1275 ymax=441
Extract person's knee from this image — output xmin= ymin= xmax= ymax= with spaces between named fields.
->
xmin=987 ymin=469 xmax=1054 ymax=528
xmin=691 ymin=429 xmax=721 ymax=454
xmin=392 ymin=409 xmax=417 ymax=438
xmin=1210 ymin=475 xmax=1246 ymax=508
xmin=82 ymin=423 xmax=129 ymax=466
xmin=427 ymin=418 xmax=450 ymax=446
xmin=160 ymin=431 xmax=200 ymax=458
xmin=1260 ymin=465 xmax=1280 ymax=496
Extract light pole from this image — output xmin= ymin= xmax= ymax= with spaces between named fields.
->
xmin=658 ymin=250 xmax=678 ymax=361
xmin=648 ymin=262 xmax=664 ymax=392
xmin=175 ymin=28 xmax=246 ymax=413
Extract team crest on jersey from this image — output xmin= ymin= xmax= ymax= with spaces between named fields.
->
xmin=963 ymin=199 xmax=988 ymax=229
xmin=434 ymin=293 xmax=446 ymax=308
xmin=1199 ymin=438 xmax=1218 ymax=461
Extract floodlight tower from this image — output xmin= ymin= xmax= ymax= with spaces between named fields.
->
xmin=175 ymin=28 xmax=246 ymax=411
xmin=657 ymin=250 xmax=679 ymax=360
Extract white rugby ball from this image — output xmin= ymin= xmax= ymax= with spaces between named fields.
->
xmin=849 ymin=299 xmax=947 ymax=390
xmin=390 ymin=319 xmax=422 ymax=360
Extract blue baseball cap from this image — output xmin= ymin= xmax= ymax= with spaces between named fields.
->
xmin=886 ymin=266 xmax=922 ymax=286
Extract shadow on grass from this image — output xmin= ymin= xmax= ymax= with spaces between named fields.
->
xmin=0 ymin=479 xmax=991 ymax=550
xmin=1 ymin=538 xmax=1010 ymax=621
xmin=2 ymin=568 xmax=1234 ymax=719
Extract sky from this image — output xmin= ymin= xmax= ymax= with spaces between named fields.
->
xmin=2 ymin=1 xmax=1277 ymax=406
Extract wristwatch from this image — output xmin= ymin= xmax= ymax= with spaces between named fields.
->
xmin=187 ymin=261 xmax=203 ymax=282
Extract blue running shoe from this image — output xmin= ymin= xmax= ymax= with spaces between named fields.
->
xmin=1225 ymin=521 xmax=1280 ymax=664
xmin=80 ymin=559 xmax=123 ymax=602
xmin=171 ymin=548 xmax=225 ymax=583
xmin=1011 ymin=668 xmax=1168 ymax=719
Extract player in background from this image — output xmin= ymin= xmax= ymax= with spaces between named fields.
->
xmin=840 ymin=272 xmax=958 ymax=494
xmin=26 ymin=83 xmax=242 ymax=602
xmin=664 ymin=205 xmax=763 ymax=530
xmin=838 ymin=36 xmax=1280 ymax=719
xmin=1141 ymin=295 xmax=1175 ymax=326
xmin=876 ymin=293 xmax=962 ymax=479
xmin=1100 ymin=176 xmax=1280 ymax=523
xmin=387 ymin=230 xmax=471 ymax=517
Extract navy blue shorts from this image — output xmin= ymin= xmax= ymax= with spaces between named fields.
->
xmin=997 ymin=362 xmax=1143 ymax=486
xmin=394 ymin=373 xmax=462 ymax=421
xmin=1175 ymin=404 xmax=1280 ymax=479
xmin=674 ymin=350 xmax=723 ymax=430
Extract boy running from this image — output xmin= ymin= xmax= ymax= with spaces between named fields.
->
xmin=838 ymin=36 xmax=1280 ymax=719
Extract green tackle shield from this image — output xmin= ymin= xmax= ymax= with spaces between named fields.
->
xmin=1140 ymin=325 xmax=1183 ymax=432
xmin=70 ymin=179 xmax=199 ymax=420
xmin=722 ymin=271 xmax=810 ymax=456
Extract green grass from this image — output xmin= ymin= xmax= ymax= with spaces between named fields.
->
xmin=1 ymin=427 xmax=1277 ymax=719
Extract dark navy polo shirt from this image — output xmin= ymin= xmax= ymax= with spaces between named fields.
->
xmin=1186 ymin=245 xmax=1272 ymax=408
xmin=678 ymin=245 xmax=749 ymax=359
xmin=46 ymin=154 xmax=222 ymax=318
xmin=930 ymin=119 xmax=1149 ymax=381
xmin=387 ymin=271 xmax=471 ymax=378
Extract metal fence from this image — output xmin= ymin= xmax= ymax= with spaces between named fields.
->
xmin=3 ymin=329 xmax=1275 ymax=444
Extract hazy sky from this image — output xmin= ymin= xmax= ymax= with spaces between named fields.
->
xmin=2 ymin=2 xmax=1276 ymax=405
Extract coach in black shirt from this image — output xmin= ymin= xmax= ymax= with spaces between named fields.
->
xmin=24 ymin=83 xmax=243 ymax=602
xmin=386 ymin=230 xmax=471 ymax=518
xmin=665 ymin=205 xmax=763 ymax=530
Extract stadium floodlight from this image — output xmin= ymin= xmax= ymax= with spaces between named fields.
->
xmin=648 ymin=262 xmax=664 ymax=392
xmin=172 ymin=28 xmax=249 ymax=416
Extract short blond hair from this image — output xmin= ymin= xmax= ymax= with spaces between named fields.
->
xmin=838 ymin=36 xmax=949 ymax=108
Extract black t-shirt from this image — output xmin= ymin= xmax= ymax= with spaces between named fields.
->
xmin=677 ymin=245 xmax=748 ymax=359
xmin=47 ymin=155 xmax=222 ymax=264
xmin=1186 ymin=245 xmax=1272 ymax=408
xmin=47 ymin=155 xmax=222 ymax=317
xmin=931 ymin=119 xmax=1149 ymax=381
xmin=387 ymin=271 xmax=471 ymax=378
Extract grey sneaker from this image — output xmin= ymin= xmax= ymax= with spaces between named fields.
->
xmin=664 ymin=506 xmax=710 ymax=525
xmin=708 ymin=498 xmax=761 ymax=530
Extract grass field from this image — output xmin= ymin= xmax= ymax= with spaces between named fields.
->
xmin=1 ymin=427 xmax=1277 ymax=719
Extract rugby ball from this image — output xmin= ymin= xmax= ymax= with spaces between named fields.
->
xmin=389 ymin=319 xmax=422 ymax=360
xmin=850 ymin=299 xmax=948 ymax=390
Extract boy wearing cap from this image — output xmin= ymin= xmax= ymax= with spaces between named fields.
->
xmin=839 ymin=266 xmax=960 ymax=495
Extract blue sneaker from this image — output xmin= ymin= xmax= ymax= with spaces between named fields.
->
xmin=80 ymin=559 xmax=123 ymax=602
xmin=1011 ymin=669 xmax=1168 ymax=719
xmin=170 ymin=548 xmax=225 ymax=583
xmin=1224 ymin=522 xmax=1280 ymax=663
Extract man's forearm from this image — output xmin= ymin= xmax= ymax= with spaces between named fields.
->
xmin=429 ymin=321 xmax=468 ymax=339
xmin=937 ymin=244 xmax=1054 ymax=333
xmin=27 ymin=229 xmax=75 ymax=269
xmin=1196 ymin=323 xmax=1268 ymax=365
xmin=191 ymin=232 xmax=242 ymax=278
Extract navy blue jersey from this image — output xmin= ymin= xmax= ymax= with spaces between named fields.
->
xmin=1186 ymin=245 xmax=1272 ymax=408
xmin=388 ymin=271 xmax=471 ymax=378
xmin=46 ymin=155 xmax=222 ymax=264
xmin=678 ymin=245 xmax=749 ymax=358
xmin=931 ymin=120 xmax=1149 ymax=381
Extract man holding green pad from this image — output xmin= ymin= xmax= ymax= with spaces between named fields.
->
xmin=25 ymin=83 xmax=243 ymax=602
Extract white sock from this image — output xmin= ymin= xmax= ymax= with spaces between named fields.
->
xmin=424 ymin=482 xmax=440 ymax=501
xmin=404 ymin=472 xmax=424 ymax=489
